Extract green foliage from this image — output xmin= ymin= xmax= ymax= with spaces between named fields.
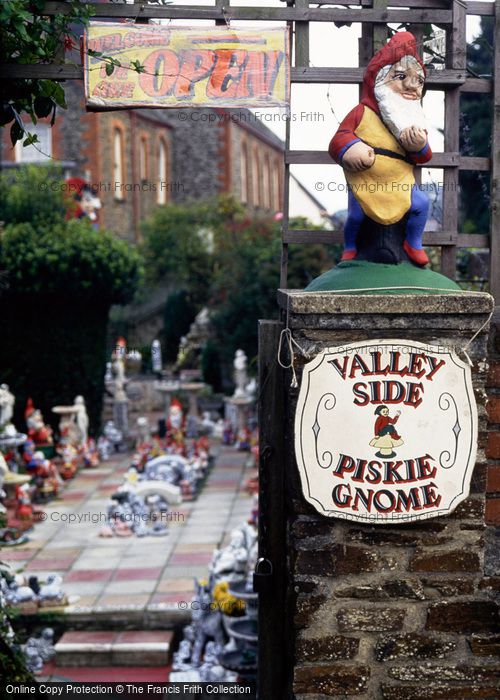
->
xmin=460 ymin=17 xmax=493 ymax=234
xmin=0 ymin=1 xmax=156 ymax=146
xmin=163 ymin=290 xmax=197 ymax=362
xmin=201 ymin=340 xmax=222 ymax=393
xmin=0 ymin=164 xmax=72 ymax=224
xmin=0 ymin=167 xmax=143 ymax=303
xmin=142 ymin=195 xmax=334 ymax=372
xmin=1 ymin=220 xmax=142 ymax=304
xmin=0 ymin=167 xmax=143 ymax=432
xmin=0 ymin=165 xmax=69 ymax=227
xmin=0 ymin=0 xmax=94 ymax=144
xmin=141 ymin=201 xmax=214 ymax=305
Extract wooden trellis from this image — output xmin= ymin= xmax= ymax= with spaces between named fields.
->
xmin=1 ymin=0 xmax=498 ymax=300
xmin=280 ymin=0 xmax=499 ymax=298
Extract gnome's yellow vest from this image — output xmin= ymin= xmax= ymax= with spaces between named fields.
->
xmin=345 ymin=107 xmax=415 ymax=225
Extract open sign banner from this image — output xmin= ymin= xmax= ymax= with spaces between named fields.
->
xmin=294 ymin=340 xmax=478 ymax=524
xmin=84 ymin=24 xmax=290 ymax=109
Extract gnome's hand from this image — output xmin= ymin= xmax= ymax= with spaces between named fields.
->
xmin=400 ymin=126 xmax=427 ymax=152
xmin=342 ymin=142 xmax=375 ymax=172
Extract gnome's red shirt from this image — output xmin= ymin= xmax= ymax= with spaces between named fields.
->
xmin=374 ymin=415 xmax=399 ymax=436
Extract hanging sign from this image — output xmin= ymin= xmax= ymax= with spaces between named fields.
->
xmin=294 ymin=340 xmax=477 ymax=524
xmin=84 ymin=24 xmax=289 ymax=109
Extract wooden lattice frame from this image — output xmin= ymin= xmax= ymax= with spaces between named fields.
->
xmin=1 ymin=0 xmax=498 ymax=299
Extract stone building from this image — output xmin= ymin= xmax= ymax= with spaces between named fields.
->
xmin=0 ymin=82 xmax=285 ymax=243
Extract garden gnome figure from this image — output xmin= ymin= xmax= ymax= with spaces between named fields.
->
xmin=329 ymin=32 xmax=432 ymax=266
xmin=25 ymin=399 xmax=53 ymax=445
xmin=66 ymin=177 xmax=101 ymax=229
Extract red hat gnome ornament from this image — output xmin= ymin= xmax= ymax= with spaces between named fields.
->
xmin=65 ymin=177 xmax=101 ymax=229
xmin=329 ymin=32 xmax=432 ymax=266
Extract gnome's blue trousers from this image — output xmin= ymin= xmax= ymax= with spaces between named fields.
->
xmin=344 ymin=185 xmax=430 ymax=251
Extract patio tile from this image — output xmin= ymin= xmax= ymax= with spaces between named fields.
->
xmin=59 ymin=631 xmax=116 ymax=644
xmin=25 ymin=557 xmax=76 ymax=571
xmin=155 ymin=578 xmax=194 ymax=594
xmin=174 ymin=543 xmax=217 ymax=553
xmin=96 ymin=593 xmax=149 ymax=608
xmin=2 ymin=443 xmax=252 ymax=616
xmin=101 ymin=579 xmax=156 ymax=595
xmin=149 ymin=593 xmax=188 ymax=606
xmin=160 ymin=565 xmax=210 ymax=579
xmin=60 ymin=582 xmax=107 ymax=596
xmin=168 ymin=552 xmax=213 ymax=566
xmin=59 ymin=491 xmax=89 ymax=500
xmin=112 ymin=567 xmax=163 ymax=581
xmin=34 ymin=547 xmax=82 ymax=558
xmin=71 ymin=557 xmax=122 ymax=571
xmin=0 ymin=550 xmax=36 ymax=561
xmin=64 ymin=569 xmax=113 ymax=583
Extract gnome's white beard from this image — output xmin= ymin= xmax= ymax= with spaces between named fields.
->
xmin=374 ymin=79 xmax=427 ymax=142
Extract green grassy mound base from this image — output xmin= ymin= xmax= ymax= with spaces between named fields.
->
xmin=305 ymin=261 xmax=462 ymax=294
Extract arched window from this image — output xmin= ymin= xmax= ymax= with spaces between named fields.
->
xmin=113 ymin=126 xmax=125 ymax=200
xmin=240 ymin=141 xmax=249 ymax=204
xmin=157 ymin=137 xmax=169 ymax=204
xmin=262 ymin=153 xmax=271 ymax=209
xmin=272 ymin=157 xmax=281 ymax=211
xmin=139 ymin=135 xmax=148 ymax=182
xmin=251 ymin=145 xmax=260 ymax=207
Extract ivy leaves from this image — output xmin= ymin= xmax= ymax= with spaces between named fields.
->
xmin=1 ymin=0 xmax=90 ymax=145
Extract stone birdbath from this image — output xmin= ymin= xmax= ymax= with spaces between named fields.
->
xmin=51 ymin=405 xmax=79 ymax=446
xmin=0 ymin=431 xmax=28 ymax=451
xmin=179 ymin=382 xmax=206 ymax=419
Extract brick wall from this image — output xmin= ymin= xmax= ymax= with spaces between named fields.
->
xmin=278 ymin=292 xmax=500 ymax=699
xmin=230 ymin=117 xmax=284 ymax=213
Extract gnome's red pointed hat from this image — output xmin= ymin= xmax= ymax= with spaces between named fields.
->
xmin=170 ymin=398 xmax=183 ymax=413
xmin=361 ymin=31 xmax=426 ymax=113
xmin=25 ymin=397 xmax=35 ymax=420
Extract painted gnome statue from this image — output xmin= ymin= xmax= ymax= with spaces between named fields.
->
xmin=65 ymin=177 xmax=101 ymax=229
xmin=25 ymin=399 xmax=53 ymax=446
xmin=329 ymin=32 xmax=432 ymax=266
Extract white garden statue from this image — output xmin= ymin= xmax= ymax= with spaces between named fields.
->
xmin=233 ymin=349 xmax=249 ymax=399
xmin=0 ymin=384 xmax=15 ymax=432
xmin=73 ymin=395 xmax=89 ymax=446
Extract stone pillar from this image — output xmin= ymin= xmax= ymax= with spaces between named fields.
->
xmin=277 ymin=291 xmax=499 ymax=699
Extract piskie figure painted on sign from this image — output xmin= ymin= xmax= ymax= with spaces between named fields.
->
xmin=329 ymin=32 xmax=432 ymax=266
xmin=369 ymin=405 xmax=403 ymax=458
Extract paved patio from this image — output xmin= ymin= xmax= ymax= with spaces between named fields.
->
xmin=1 ymin=443 xmax=254 ymax=616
